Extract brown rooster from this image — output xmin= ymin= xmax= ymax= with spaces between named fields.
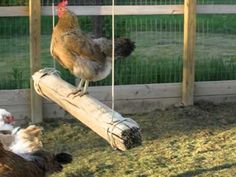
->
xmin=51 ymin=0 xmax=135 ymax=96
xmin=0 ymin=142 xmax=72 ymax=177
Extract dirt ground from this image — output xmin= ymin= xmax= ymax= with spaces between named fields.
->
xmin=41 ymin=101 xmax=236 ymax=177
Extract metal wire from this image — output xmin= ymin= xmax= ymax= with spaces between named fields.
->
xmin=111 ymin=0 xmax=115 ymax=122
xmin=52 ymin=1 xmax=56 ymax=68
xmin=0 ymin=0 xmax=236 ymax=90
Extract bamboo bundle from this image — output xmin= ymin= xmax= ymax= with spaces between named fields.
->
xmin=32 ymin=69 xmax=142 ymax=151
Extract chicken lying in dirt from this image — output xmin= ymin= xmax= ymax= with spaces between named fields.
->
xmin=9 ymin=125 xmax=43 ymax=157
xmin=0 ymin=108 xmax=42 ymax=154
xmin=0 ymin=142 xmax=72 ymax=177
xmin=51 ymin=0 xmax=135 ymax=96
xmin=0 ymin=109 xmax=72 ymax=177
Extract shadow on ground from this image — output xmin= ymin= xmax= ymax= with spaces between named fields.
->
xmin=173 ymin=162 xmax=236 ymax=177
xmin=136 ymin=101 xmax=236 ymax=142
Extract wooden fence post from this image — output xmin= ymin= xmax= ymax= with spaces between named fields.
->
xmin=29 ymin=0 xmax=43 ymax=123
xmin=182 ymin=0 xmax=197 ymax=106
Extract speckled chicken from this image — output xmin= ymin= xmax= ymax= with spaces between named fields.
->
xmin=50 ymin=0 xmax=135 ymax=96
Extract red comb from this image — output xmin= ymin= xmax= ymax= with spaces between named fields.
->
xmin=58 ymin=0 xmax=68 ymax=7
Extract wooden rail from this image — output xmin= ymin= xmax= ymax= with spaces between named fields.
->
xmin=0 ymin=5 xmax=236 ymax=16
xmin=0 ymin=81 xmax=235 ymax=125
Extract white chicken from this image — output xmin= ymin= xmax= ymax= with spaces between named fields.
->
xmin=0 ymin=109 xmax=42 ymax=158
xmin=9 ymin=125 xmax=43 ymax=159
xmin=0 ymin=109 xmax=14 ymax=132
xmin=0 ymin=110 xmax=72 ymax=177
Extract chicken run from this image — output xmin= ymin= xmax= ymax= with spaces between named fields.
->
xmin=1 ymin=0 xmax=236 ymax=176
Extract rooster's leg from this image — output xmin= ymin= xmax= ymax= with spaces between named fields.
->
xmin=75 ymin=80 xmax=89 ymax=97
xmin=75 ymin=79 xmax=89 ymax=96
xmin=77 ymin=79 xmax=85 ymax=90
xmin=67 ymin=79 xmax=84 ymax=97
xmin=82 ymin=80 xmax=89 ymax=95
xmin=67 ymin=79 xmax=89 ymax=97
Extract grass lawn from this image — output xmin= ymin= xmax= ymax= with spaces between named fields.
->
xmin=0 ymin=14 xmax=236 ymax=88
xmin=40 ymin=102 xmax=236 ymax=177
xmin=0 ymin=30 xmax=235 ymax=88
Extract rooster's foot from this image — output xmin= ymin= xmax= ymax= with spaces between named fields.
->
xmin=67 ymin=89 xmax=88 ymax=97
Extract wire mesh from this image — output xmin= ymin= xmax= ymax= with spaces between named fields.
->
xmin=41 ymin=0 xmax=185 ymax=6
xmin=40 ymin=13 xmax=184 ymax=86
xmin=0 ymin=0 xmax=28 ymax=6
xmin=195 ymin=14 xmax=236 ymax=81
xmin=0 ymin=0 xmax=235 ymax=89
xmin=197 ymin=0 xmax=235 ymax=4
xmin=0 ymin=17 xmax=30 ymax=89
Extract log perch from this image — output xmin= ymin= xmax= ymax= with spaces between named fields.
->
xmin=32 ymin=68 xmax=142 ymax=151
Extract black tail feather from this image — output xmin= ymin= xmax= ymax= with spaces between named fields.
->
xmin=115 ymin=38 xmax=135 ymax=58
xmin=55 ymin=152 xmax=73 ymax=164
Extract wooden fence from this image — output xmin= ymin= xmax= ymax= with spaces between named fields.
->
xmin=1 ymin=5 xmax=236 ymax=16
xmin=0 ymin=0 xmax=236 ymax=123
xmin=0 ymin=81 xmax=235 ymax=125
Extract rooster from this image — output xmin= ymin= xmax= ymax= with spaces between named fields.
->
xmin=0 ymin=109 xmax=14 ymax=133
xmin=0 ymin=142 xmax=72 ymax=177
xmin=51 ymin=0 xmax=135 ymax=96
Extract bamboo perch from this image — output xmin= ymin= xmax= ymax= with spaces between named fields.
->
xmin=32 ymin=68 xmax=142 ymax=151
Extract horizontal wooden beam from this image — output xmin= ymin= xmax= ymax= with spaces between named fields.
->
xmin=197 ymin=5 xmax=236 ymax=14
xmin=0 ymin=5 xmax=236 ymax=17
xmin=0 ymin=81 xmax=235 ymax=123
xmin=0 ymin=6 xmax=28 ymax=16
xmin=42 ymin=5 xmax=184 ymax=16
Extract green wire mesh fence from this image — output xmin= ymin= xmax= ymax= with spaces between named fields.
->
xmin=0 ymin=0 xmax=235 ymax=89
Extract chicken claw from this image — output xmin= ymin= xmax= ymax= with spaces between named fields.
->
xmin=67 ymin=79 xmax=89 ymax=97
xmin=67 ymin=89 xmax=86 ymax=97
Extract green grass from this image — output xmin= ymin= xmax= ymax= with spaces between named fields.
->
xmin=1 ymin=14 xmax=236 ymax=37
xmin=0 ymin=30 xmax=235 ymax=89
xmin=0 ymin=14 xmax=235 ymax=89
xmin=39 ymin=102 xmax=236 ymax=177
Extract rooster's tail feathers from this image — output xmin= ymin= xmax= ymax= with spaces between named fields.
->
xmin=115 ymin=38 xmax=135 ymax=58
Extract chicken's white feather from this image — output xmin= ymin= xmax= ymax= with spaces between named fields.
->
xmin=10 ymin=125 xmax=43 ymax=156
